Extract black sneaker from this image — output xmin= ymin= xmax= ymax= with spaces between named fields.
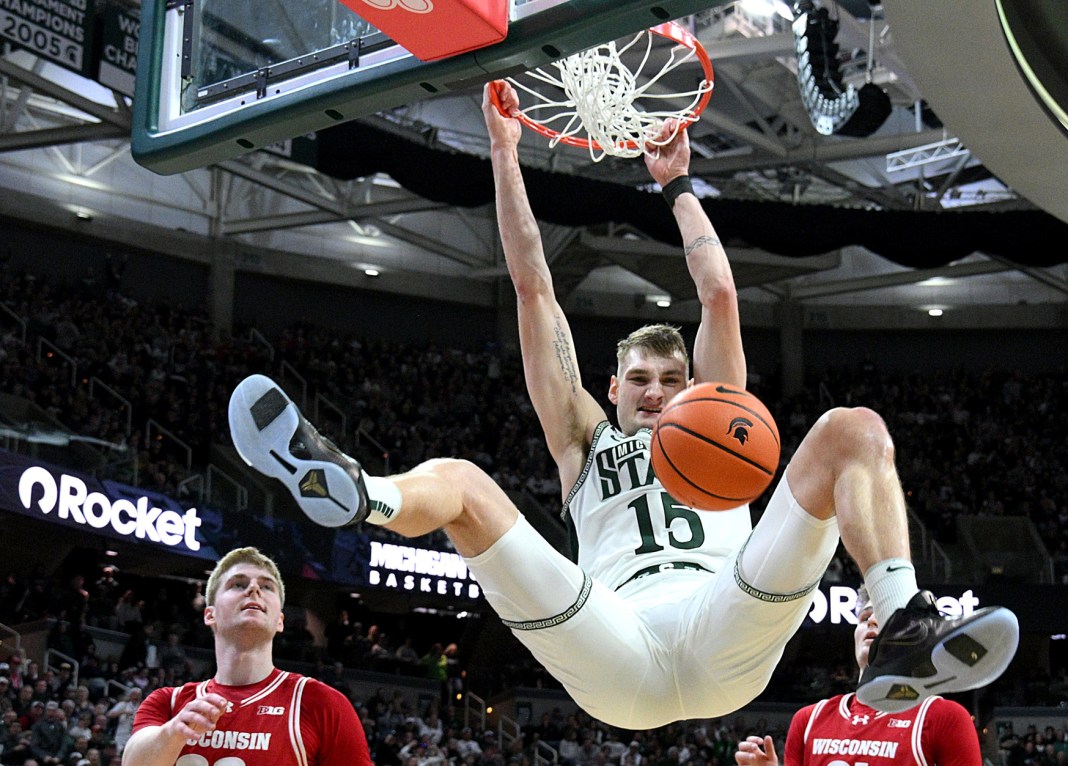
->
xmin=228 ymin=374 xmax=369 ymax=528
xmin=856 ymin=590 xmax=1019 ymax=712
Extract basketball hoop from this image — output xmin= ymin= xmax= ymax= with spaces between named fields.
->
xmin=490 ymin=21 xmax=714 ymax=162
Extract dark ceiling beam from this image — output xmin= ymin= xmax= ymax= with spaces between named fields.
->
xmin=222 ymin=196 xmax=451 ymax=235
xmin=372 ymin=220 xmax=488 ymax=267
xmin=217 ymin=159 xmax=346 ymax=215
xmin=788 ymin=257 xmax=1011 ymax=299
xmin=692 ymin=128 xmax=947 ymax=175
xmin=987 ymin=256 xmax=1068 ymax=296
xmin=0 ymin=123 xmax=127 ymax=152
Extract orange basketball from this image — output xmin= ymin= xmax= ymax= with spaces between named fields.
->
xmin=651 ymin=382 xmax=780 ymax=511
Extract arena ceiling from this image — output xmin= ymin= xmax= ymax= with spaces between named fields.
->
xmin=0 ymin=0 xmax=1066 ymax=331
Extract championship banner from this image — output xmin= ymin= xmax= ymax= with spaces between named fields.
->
xmin=97 ymin=2 xmax=137 ymax=96
xmin=0 ymin=0 xmax=96 ymax=77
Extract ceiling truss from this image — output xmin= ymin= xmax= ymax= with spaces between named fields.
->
xmin=0 ymin=1 xmax=1064 ymax=326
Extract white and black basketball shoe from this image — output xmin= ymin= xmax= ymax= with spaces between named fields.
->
xmin=856 ymin=590 xmax=1019 ymax=713
xmin=228 ymin=374 xmax=369 ymax=528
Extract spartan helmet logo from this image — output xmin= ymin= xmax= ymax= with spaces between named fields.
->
xmin=727 ymin=417 xmax=753 ymax=446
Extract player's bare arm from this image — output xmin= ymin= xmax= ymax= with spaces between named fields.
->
xmin=483 ymin=82 xmax=604 ymax=484
xmin=645 ymin=122 xmax=746 ymax=389
xmin=676 ymin=196 xmax=746 ymax=388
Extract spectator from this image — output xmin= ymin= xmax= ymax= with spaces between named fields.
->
xmin=1 ymin=710 xmax=23 ymax=751
xmin=1 ymin=728 xmax=34 ymax=766
xmin=30 ymin=700 xmax=70 ymax=765
xmin=621 ymin=740 xmax=643 ymax=766
xmin=49 ymin=663 xmax=74 ymax=701
xmin=558 ymin=728 xmax=581 ymax=766
xmin=90 ymin=569 xmax=120 ymax=630
xmin=420 ymin=644 xmax=448 ymax=702
xmin=156 ymin=634 xmax=190 ymax=678
xmin=395 ymin=637 xmax=421 ymax=670
xmin=455 ymin=728 xmax=482 ymax=762
xmin=105 ymin=688 xmax=140 ymax=755
xmin=417 ymin=709 xmax=444 ymax=746
xmin=443 ymin=643 xmax=463 ymax=701
xmin=322 ymin=662 xmax=353 ymax=702
xmin=325 ymin=610 xmax=355 ymax=662
xmin=113 ymin=593 xmax=141 ymax=634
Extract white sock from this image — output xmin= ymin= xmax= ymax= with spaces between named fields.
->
xmin=364 ymin=475 xmax=403 ymax=525
xmin=863 ymin=559 xmax=919 ymax=626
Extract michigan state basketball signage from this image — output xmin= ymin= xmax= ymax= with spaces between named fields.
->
xmin=0 ymin=0 xmax=96 ymax=77
xmin=367 ymin=541 xmax=481 ymax=601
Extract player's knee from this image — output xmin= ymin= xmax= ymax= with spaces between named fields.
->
xmin=818 ymin=406 xmax=894 ymax=468
xmin=418 ymin=457 xmax=482 ymax=488
xmin=418 ymin=458 xmax=498 ymax=504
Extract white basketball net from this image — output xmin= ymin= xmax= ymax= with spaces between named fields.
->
xmin=507 ymin=28 xmax=713 ymax=162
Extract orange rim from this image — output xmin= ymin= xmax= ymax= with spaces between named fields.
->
xmin=490 ymin=21 xmax=715 ymax=153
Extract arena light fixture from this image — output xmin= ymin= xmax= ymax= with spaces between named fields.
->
xmin=792 ymin=0 xmax=891 ymax=137
xmin=741 ymin=0 xmax=775 ymax=16
xmin=918 ymin=276 xmax=956 ymax=287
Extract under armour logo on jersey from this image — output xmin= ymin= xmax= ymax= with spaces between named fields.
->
xmin=851 ymin=714 xmax=870 ymax=726
xmin=727 ymin=417 xmax=753 ymax=445
xmin=257 ymin=705 xmax=285 ymax=716
xmin=888 ymin=719 xmax=913 ymax=728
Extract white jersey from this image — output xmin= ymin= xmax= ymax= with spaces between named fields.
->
xmin=562 ymin=421 xmax=752 ymax=590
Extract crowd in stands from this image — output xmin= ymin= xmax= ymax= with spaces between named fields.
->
xmin=1 ymin=259 xmax=1067 ymax=765
xmin=1 ymin=260 xmax=1065 ymax=562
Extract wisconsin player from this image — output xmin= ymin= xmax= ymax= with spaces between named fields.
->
xmin=227 ymin=81 xmax=1018 ymax=728
xmin=123 ymin=547 xmax=371 ymax=766
xmin=734 ymin=586 xmax=982 ymax=766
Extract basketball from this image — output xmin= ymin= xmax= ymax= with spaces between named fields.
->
xmin=651 ymin=382 xmax=781 ymax=511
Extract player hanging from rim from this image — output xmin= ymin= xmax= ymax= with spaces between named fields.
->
xmin=227 ymin=80 xmax=1019 ymax=729
xmin=123 ymin=547 xmax=372 ymax=766
xmin=734 ymin=584 xmax=983 ymax=766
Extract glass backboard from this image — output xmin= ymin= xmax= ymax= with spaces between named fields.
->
xmin=131 ymin=0 xmax=729 ymax=175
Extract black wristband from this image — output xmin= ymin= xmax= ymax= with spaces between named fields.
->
xmin=662 ymin=176 xmax=694 ymax=208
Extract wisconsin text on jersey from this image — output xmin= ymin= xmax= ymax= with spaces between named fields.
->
xmin=187 ymin=730 xmax=272 ymax=750
xmin=810 ymin=739 xmax=901 ymax=758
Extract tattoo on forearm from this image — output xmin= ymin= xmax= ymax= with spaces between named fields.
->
xmin=684 ymin=235 xmax=721 ymax=256
xmin=552 ymin=322 xmax=580 ymax=395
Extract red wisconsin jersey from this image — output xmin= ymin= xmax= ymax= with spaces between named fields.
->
xmin=785 ymin=693 xmax=981 ymax=766
xmin=134 ymin=668 xmax=371 ymax=766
